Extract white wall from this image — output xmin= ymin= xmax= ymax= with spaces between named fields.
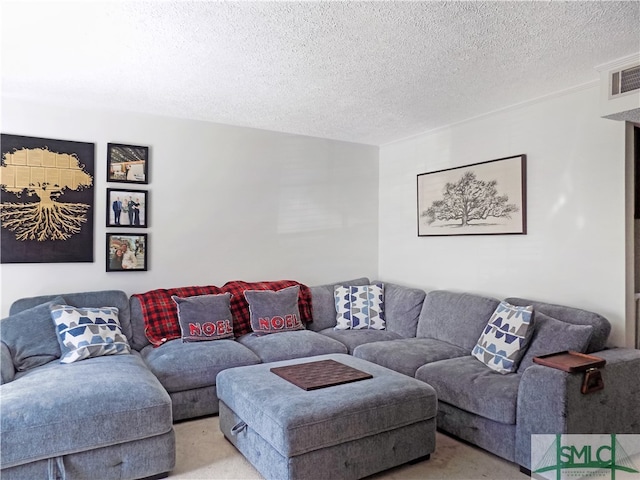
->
xmin=0 ymin=97 xmax=379 ymax=316
xmin=379 ymin=86 xmax=630 ymax=347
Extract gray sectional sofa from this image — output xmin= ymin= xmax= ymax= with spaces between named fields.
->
xmin=2 ymin=277 xmax=640 ymax=479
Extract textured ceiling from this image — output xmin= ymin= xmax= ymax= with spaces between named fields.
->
xmin=2 ymin=1 xmax=639 ymax=146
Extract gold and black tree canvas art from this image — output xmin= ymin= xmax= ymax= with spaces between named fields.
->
xmin=0 ymin=134 xmax=95 ymax=263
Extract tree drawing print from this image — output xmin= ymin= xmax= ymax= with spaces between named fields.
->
xmin=0 ymin=146 xmax=93 ymax=241
xmin=422 ymin=170 xmax=518 ymax=227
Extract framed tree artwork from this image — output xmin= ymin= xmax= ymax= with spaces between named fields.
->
xmin=107 ymin=143 xmax=148 ymax=184
xmin=417 ymin=154 xmax=527 ymax=236
xmin=106 ymin=188 xmax=148 ymax=228
xmin=0 ymin=134 xmax=95 ymax=263
xmin=106 ymin=233 xmax=147 ymax=271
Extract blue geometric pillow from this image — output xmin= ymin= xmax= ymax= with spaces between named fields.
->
xmin=472 ymin=301 xmax=533 ymax=374
xmin=50 ymin=305 xmax=131 ymax=364
xmin=334 ymin=283 xmax=385 ymax=330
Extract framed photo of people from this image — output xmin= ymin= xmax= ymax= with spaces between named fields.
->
xmin=107 ymin=143 xmax=149 ymax=184
xmin=106 ymin=188 xmax=148 ymax=228
xmin=106 ymin=233 xmax=147 ymax=272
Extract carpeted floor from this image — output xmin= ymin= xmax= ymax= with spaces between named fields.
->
xmin=170 ymin=415 xmax=529 ymax=479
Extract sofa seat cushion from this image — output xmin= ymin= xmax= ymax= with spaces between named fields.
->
xmin=237 ymin=330 xmax=347 ymax=363
xmin=319 ymin=328 xmax=402 ymax=354
xmin=140 ymin=339 xmax=261 ymax=393
xmin=353 ymin=338 xmax=468 ymax=377
xmin=0 ymin=353 xmax=172 ymax=468
xmin=415 ymin=356 xmax=521 ymax=425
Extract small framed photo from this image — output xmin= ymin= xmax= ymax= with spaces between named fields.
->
xmin=107 ymin=143 xmax=149 ymax=184
xmin=106 ymin=233 xmax=148 ymax=272
xmin=107 ymin=188 xmax=148 ymax=228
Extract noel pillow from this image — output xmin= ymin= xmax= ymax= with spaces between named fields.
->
xmin=244 ymin=285 xmax=304 ymax=335
xmin=172 ymin=293 xmax=234 ymax=342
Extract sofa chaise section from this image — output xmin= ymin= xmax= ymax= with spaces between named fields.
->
xmin=1 ymin=290 xmax=175 ymax=480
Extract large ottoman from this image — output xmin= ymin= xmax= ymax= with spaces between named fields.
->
xmin=217 ymin=353 xmax=437 ymax=480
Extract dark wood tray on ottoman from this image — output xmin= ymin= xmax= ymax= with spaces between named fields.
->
xmin=270 ymin=359 xmax=372 ymax=390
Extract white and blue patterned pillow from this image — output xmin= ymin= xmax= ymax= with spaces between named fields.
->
xmin=334 ymin=283 xmax=385 ymax=330
xmin=50 ymin=305 xmax=131 ymax=364
xmin=472 ymin=301 xmax=533 ymax=374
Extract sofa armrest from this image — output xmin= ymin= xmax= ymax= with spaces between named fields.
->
xmin=515 ymin=348 xmax=640 ymax=470
xmin=1 ymin=341 xmax=15 ymax=384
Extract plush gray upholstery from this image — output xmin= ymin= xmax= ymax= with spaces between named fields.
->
xmin=307 ymin=277 xmax=370 ymax=332
xmin=373 ymin=280 xmax=426 ymax=338
xmin=415 ymin=356 xmax=522 ymax=424
xmin=1 ymin=290 xmax=175 ymax=480
xmin=515 ymin=347 xmax=640 ymax=469
xmin=353 ymin=288 xmax=640 ymax=472
xmin=217 ymin=354 xmax=437 ymax=480
xmin=4 ymin=282 xmax=640 ymax=478
xmin=2 ymin=354 xmax=172 ymax=468
xmin=140 ymin=338 xmax=261 ymax=393
xmin=353 ymin=337 xmax=468 ymax=377
xmin=237 ymin=329 xmax=348 ymax=362
xmin=416 ymin=290 xmax=500 ymax=350
xmin=310 ymin=280 xmax=425 ymax=353
xmin=319 ymin=328 xmax=402 ymax=353
xmin=505 ymin=297 xmax=610 ymax=353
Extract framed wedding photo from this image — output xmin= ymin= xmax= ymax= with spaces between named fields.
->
xmin=106 ymin=233 xmax=148 ymax=272
xmin=107 ymin=143 xmax=149 ymax=184
xmin=106 ymin=188 xmax=148 ymax=228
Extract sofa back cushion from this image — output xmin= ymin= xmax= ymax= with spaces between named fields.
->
xmin=504 ymin=297 xmax=610 ymax=353
xmin=6 ymin=291 xmax=131 ymax=370
xmin=416 ymin=290 xmax=500 ymax=352
xmin=2 ymin=296 xmax=66 ymax=372
xmin=372 ymin=281 xmax=426 ymax=338
xmin=9 ymin=290 xmax=132 ymax=340
xmin=307 ymin=278 xmax=370 ymax=332
xmin=517 ymin=311 xmax=594 ymax=372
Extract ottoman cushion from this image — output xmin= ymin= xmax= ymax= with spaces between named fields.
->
xmin=217 ymin=353 xmax=437 ymax=457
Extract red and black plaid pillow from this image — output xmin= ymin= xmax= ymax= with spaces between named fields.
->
xmin=134 ymin=280 xmax=313 ymax=347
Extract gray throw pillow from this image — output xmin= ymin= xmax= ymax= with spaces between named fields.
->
xmin=244 ymin=285 xmax=303 ymax=335
xmin=0 ymin=296 xmax=66 ymax=371
xmin=517 ymin=312 xmax=593 ymax=372
xmin=172 ymin=293 xmax=234 ymax=342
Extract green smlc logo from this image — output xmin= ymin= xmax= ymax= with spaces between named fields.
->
xmin=533 ymin=434 xmax=640 ymax=480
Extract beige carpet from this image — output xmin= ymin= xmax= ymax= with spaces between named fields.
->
xmin=170 ymin=415 xmax=529 ymax=479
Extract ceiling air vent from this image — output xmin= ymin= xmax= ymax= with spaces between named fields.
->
xmin=611 ymin=63 xmax=640 ymax=97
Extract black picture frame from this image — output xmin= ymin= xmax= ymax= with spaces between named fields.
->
xmin=107 ymin=143 xmax=148 ymax=184
xmin=1 ymin=133 xmax=95 ymax=263
xmin=417 ymin=154 xmax=527 ymax=236
xmin=106 ymin=188 xmax=148 ymax=228
xmin=106 ymin=233 xmax=148 ymax=271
